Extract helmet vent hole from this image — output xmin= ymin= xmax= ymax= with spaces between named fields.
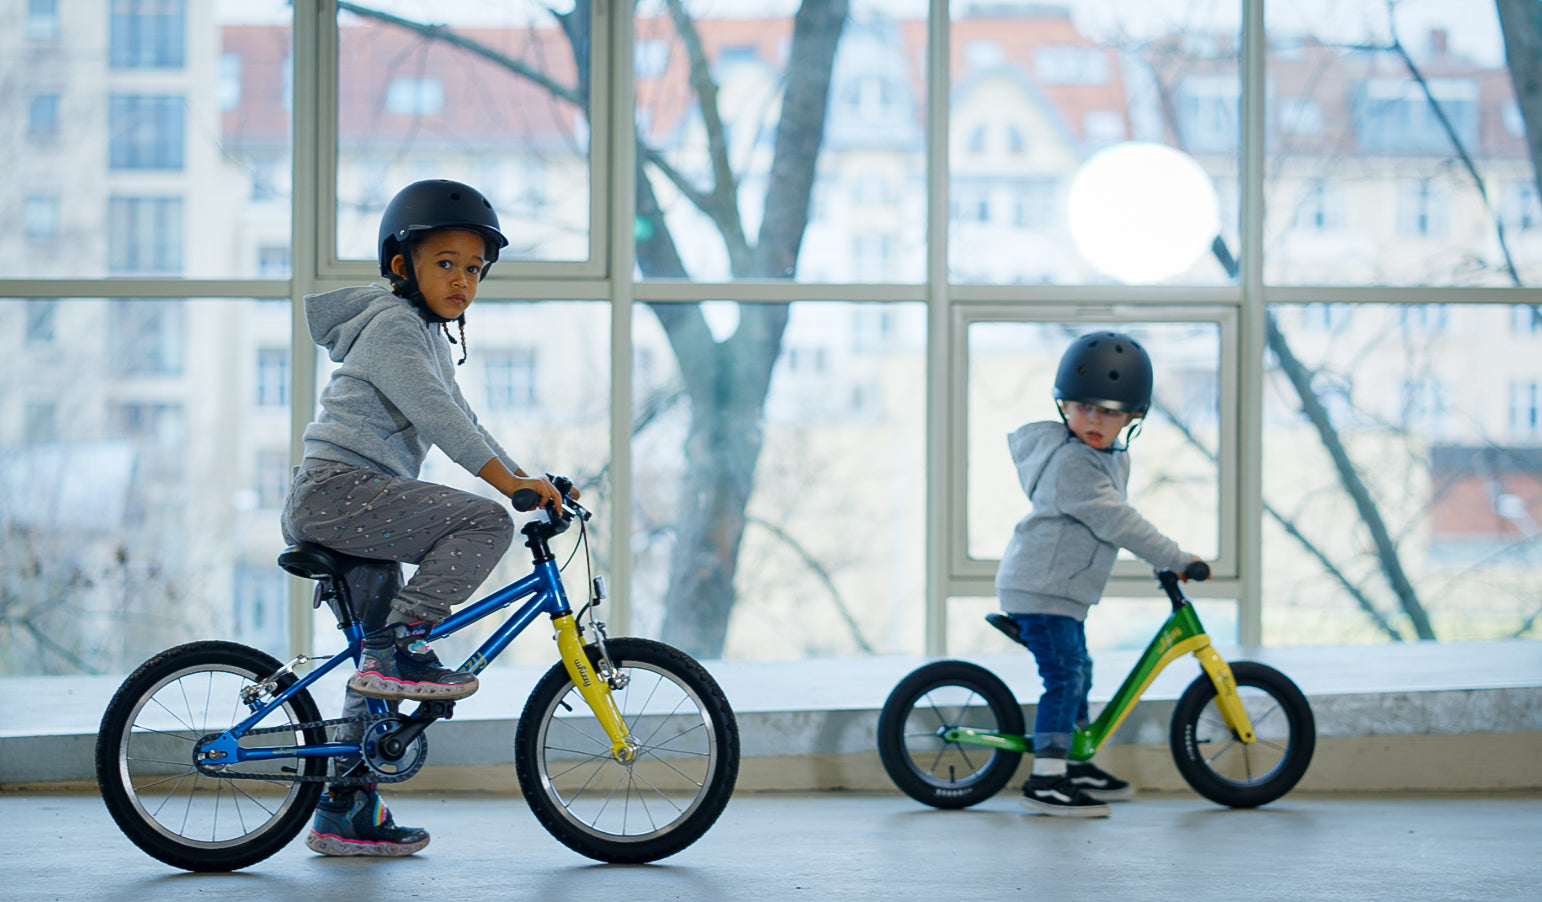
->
xmin=450 ymin=192 xmax=462 ymax=200
xmin=1109 ymin=370 xmax=1120 ymax=381
xmin=1114 ymin=344 xmax=1125 ymax=353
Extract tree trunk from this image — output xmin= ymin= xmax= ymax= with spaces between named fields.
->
xmin=1497 ymin=0 xmax=1542 ymax=205
xmin=655 ymin=0 xmax=848 ymax=656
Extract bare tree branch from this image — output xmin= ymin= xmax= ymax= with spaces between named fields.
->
xmin=1264 ymin=311 xmax=1437 ymax=639
xmin=1150 ymin=396 xmax=1407 ymax=641
xmin=336 ymin=1 xmax=583 ymax=106
xmin=1383 ymin=4 xmax=1521 ymax=286
xmin=748 ymin=516 xmax=875 ymax=654
xmin=663 ymin=0 xmax=751 ymax=267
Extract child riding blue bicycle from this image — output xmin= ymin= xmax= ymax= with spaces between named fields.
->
xmin=281 ymin=178 xmax=566 ymax=855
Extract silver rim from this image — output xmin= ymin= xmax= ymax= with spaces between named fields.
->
xmin=533 ymin=660 xmax=720 ymax=843
xmin=115 ymin=663 xmax=311 ymax=849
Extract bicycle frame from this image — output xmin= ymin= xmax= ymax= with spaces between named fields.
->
xmin=941 ymin=570 xmax=1257 ymax=759
xmin=199 ymin=515 xmax=637 ymax=773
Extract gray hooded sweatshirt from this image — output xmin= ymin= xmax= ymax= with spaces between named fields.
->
xmin=300 ymin=284 xmax=518 ymax=480
xmin=994 ymin=420 xmax=1192 ymax=621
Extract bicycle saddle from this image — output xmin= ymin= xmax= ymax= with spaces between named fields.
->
xmin=277 ymin=542 xmax=383 ymax=582
xmin=985 ymin=612 xmax=1030 ymax=649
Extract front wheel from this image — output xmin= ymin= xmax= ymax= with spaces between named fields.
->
xmin=876 ymin=660 xmax=1025 ymax=809
xmin=1169 ymin=661 xmax=1316 ymax=808
xmin=95 ymin=641 xmax=327 ymax=871
xmin=514 ymin=637 xmax=739 ymax=864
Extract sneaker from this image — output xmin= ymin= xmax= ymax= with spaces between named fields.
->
xmin=1020 ymin=774 xmax=1112 ymax=818
xmin=1068 ymin=761 xmax=1136 ymax=802
xmin=348 ymin=622 xmax=479 ymax=701
xmin=305 ymin=785 xmax=430 ymax=857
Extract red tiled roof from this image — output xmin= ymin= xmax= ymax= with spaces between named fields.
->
xmin=221 ymin=16 xmax=1525 ymax=159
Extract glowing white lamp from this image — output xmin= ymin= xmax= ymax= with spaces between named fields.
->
xmin=1066 ymin=142 xmax=1220 ymax=284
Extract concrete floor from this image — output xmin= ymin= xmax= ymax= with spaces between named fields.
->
xmin=5 ymin=789 xmax=1539 ymax=901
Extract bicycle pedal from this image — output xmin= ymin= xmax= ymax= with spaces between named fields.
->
xmin=411 ymin=700 xmax=456 ymax=721
xmin=985 ymin=613 xmax=1029 ymax=648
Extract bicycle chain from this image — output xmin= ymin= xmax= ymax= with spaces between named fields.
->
xmin=193 ymin=713 xmax=425 ymax=784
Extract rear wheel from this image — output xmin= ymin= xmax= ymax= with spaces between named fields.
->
xmin=876 ymin=661 xmax=1025 ymax=809
xmin=95 ymin=641 xmax=327 ymax=871
xmin=515 ymin=637 xmax=739 ymax=863
xmin=1169 ymin=661 xmax=1315 ymax=807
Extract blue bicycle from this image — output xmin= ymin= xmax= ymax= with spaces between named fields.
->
xmin=95 ymin=477 xmax=739 ymax=871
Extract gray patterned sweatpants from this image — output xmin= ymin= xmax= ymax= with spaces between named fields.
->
xmin=282 ymin=461 xmax=514 ymax=779
xmin=280 ymin=460 xmax=514 ymax=625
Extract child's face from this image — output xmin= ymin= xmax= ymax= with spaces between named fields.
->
xmin=393 ymin=229 xmax=487 ymax=319
xmin=1061 ymin=401 xmax=1135 ymax=450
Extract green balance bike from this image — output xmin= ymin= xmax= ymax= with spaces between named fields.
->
xmin=877 ymin=562 xmax=1315 ymax=809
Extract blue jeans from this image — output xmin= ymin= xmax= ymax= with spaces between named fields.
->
xmin=1010 ymin=613 xmax=1092 ymax=756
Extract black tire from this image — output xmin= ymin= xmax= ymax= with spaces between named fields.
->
xmin=876 ymin=660 xmax=1025 ymax=809
xmin=95 ymin=641 xmax=327 ymax=871
xmin=514 ymin=637 xmax=739 ymax=863
xmin=1169 ymin=661 xmax=1316 ymax=808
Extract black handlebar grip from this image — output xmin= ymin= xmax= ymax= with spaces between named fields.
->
xmin=1184 ymin=560 xmax=1211 ymax=582
xmin=510 ymin=488 xmax=542 ymax=512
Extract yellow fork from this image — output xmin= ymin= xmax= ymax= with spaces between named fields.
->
xmin=552 ymin=613 xmax=638 ymax=761
xmin=1192 ymin=644 xmax=1257 ymax=743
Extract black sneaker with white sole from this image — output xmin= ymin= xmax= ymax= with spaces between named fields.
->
xmin=1068 ymin=761 xmax=1136 ymax=802
xmin=1020 ymin=774 xmax=1112 ymax=818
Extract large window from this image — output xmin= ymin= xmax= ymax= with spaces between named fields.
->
xmin=0 ymin=299 xmax=291 ymax=676
xmin=631 ymin=301 xmax=926 ymax=660
xmin=2 ymin=2 xmax=1540 ymax=679
xmin=949 ymin=0 xmax=1240 ymax=285
xmin=331 ymin=0 xmax=596 ymax=270
xmin=2 ymin=2 xmax=291 ymax=281
xmin=1264 ymin=0 xmax=1542 ymax=286
xmin=1263 ymin=303 xmax=1542 ymax=644
xmin=963 ymin=318 xmax=1226 ymax=567
xmin=634 ymin=0 xmax=927 ymax=283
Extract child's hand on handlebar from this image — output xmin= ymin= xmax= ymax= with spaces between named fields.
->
xmin=511 ymin=474 xmax=564 ymax=511
xmin=1180 ymin=557 xmax=1210 ymax=582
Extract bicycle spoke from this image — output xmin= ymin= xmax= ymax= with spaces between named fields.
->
xmin=544 ymin=749 xmax=614 ymax=782
xmin=1201 ymin=736 xmax=1239 ymax=766
xmin=637 ymin=719 xmax=708 ymax=754
xmin=631 ymin=694 xmax=692 ymax=749
xmin=554 ymin=754 xmax=614 ymax=802
xmin=636 ymin=749 xmax=708 ymax=791
xmin=627 ymin=765 xmax=686 ymax=816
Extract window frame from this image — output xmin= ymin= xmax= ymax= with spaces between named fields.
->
xmin=944 ymin=301 xmax=1242 ymax=604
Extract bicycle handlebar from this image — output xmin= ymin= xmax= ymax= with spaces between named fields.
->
xmin=510 ymin=474 xmax=590 ymax=523
xmin=1155 ymin=560 xmax=1209 ymax=611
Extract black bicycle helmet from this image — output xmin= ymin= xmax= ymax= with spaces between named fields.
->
xmin=1053 ymin=331 xmax=1153 ymax=415
xmin=378 ymin=178 xmax=509 ymax=280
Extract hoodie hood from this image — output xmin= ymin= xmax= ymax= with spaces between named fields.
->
xmin=1007 ymin=420 xmax=1076 ymax=497
xmin=304 ymin=284 xmax=405 ymax=363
